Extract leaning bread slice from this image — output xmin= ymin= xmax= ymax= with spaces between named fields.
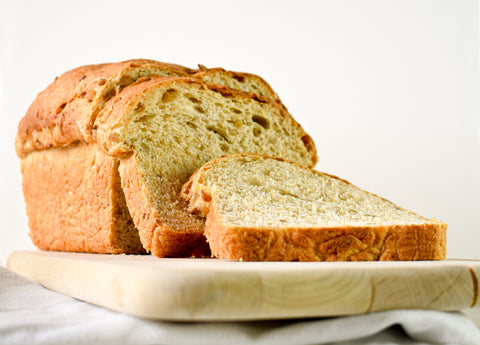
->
xmin=95 ymin=77 xmax=316 ymax=257
xmin=181 ymin=153 xmax=447 ymax=261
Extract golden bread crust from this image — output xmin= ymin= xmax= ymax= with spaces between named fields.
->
xmin=21 ymin=142 xmax=144 ymax=253
xmin=205 ymin=206 xmax=446 ymax=261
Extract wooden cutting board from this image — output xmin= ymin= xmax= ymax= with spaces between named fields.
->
xmin=7 ymin=250 xmax=480 ymax=321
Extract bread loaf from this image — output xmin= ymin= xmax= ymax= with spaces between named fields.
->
xmin=16 ymin=60 xmax=317 ymax=257
xmin=181 ymin=153 xmax=447 ymax=261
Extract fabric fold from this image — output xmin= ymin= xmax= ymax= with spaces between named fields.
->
xmin=1 ymin=267 xmax=479 ymax=345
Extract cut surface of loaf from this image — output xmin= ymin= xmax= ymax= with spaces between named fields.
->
xmin=181 ymin=153 xmax=447 ymax=261
xmin=193 ymin=66 xmax=285 ymax=109
xmin=16 ymin=59 xmax=316 ymax=256
xmin=96 ymin=77 xmax=316 ymax=257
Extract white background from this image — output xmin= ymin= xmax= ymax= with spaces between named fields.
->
xmin=0 ymin=0 xmax=478 ymax=263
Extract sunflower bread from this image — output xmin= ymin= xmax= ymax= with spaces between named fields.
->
xmin=16 ymin=59 xmax=317 ymax=257
xmin=181 ymin=153 xmax=447 ymax=261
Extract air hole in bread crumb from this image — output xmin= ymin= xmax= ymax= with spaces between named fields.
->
xmin=253 ymin=127 xmax=262 ymax=137
xmin=230 ymin=107 xmax=242 ymax=114
xmin=248 ymin=177 xmax=262 ymax=186
xmin=186 ymin=121 xmax=198 ymax=129
xmin=194 ymin=105 xmax=205 ymax=114
xmin=278 ymin=189 xmax=296 ymax=198
xmin=201 ymin=191 xmax=212 ymax=202
xmin=161 ymin=89 xmax=178 ymax=103
xmin=252 ymin=115 xmax=270 ymax=129
xmin=139 ymin=142 xmax=151 ymax=153
xmin=185 ymin=94 xmax=201 ymax=103
xmin=134 ymin=102 xmax=145 ymax=112
xmin=135 ymin=113 xmax=155 ymax=123
xmin=233 ymin=75 xmax=245 ymax=83
xmin=183 ymin=181 xmax=192 ymax=195
xmin=207 ymin=126 xmax=230 ymax=142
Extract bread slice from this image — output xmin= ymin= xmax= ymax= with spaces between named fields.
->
xmin=94 ymin=77 xmax=316 ymax=257
xmin=16 ymin=59 xmax=316 ymax=256
xmin=181 ymin=153 xmax=447 ymax=261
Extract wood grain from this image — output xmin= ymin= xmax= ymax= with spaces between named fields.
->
xmin=7 ymin=251 xmax=480 ymax=321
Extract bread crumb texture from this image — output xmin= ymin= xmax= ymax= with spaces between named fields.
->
xmin=99 ymin=78 xmax=316 ymax=256
xmin=16 ymin=59 xmax=317 ymax=257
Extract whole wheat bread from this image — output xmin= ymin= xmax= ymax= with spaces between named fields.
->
xmin=181 ymin=153 xmax=447 ymax=261
xmin=16 ymin=60 xmax=316 ymax=257
xmin=96 ymin=77 xmax=316 ymax=257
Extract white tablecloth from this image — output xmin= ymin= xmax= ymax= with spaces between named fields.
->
xmin=1 ymin=266 xmax=479 ymax=345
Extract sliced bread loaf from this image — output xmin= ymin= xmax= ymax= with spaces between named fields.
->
xmin=181 ymin=153 xmax=447 ymax=261
xmin=95 ymin=77 xmax=316 ymax=257
xmin=16 ymin=60 xmax=316 ymax=256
